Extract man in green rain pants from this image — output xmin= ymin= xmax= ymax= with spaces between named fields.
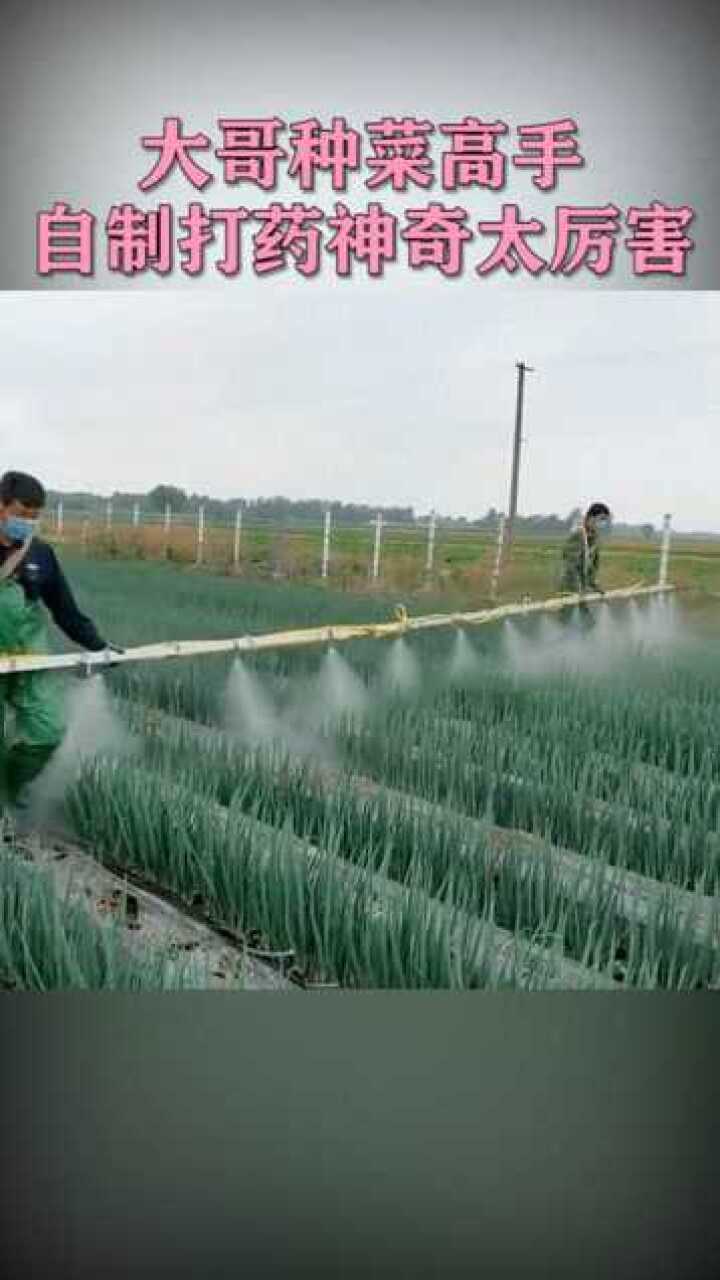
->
xmin=0 ymin=471 xmax=119 ymax=829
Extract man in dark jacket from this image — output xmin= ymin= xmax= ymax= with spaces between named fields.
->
xmin=560 ymin=502 xmax=612 ymax=595
xmin=0 ymin=470 xmax=119 ymax=816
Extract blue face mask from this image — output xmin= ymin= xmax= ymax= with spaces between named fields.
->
xmin=1 ymin=515 xmax=38 ymax=543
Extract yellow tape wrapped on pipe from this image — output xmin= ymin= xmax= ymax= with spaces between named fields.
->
xmin=0 ymin=581 xmax=676 ymax=677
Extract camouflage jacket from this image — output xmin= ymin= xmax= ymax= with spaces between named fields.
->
xmin=559 ymin=527 xmax=600 ymax=593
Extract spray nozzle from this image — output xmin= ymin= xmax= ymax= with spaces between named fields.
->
xmin=393 ymin=604 xmax=408 ymax=629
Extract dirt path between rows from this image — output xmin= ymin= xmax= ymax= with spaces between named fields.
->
xmin=11 ymin=831 xmax=295 ymax=991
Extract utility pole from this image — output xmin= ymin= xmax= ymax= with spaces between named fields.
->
xmin=505 ymin=360 xmax=534 ymax=550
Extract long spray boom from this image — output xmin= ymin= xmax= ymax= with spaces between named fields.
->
xmin=0 ymin=582 xmax=675 ymax=677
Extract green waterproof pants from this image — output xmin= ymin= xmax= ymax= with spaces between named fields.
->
xmin=0 ymin=579 xmax=65 ymax=811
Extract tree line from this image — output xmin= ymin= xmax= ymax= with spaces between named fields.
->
xmin=44 ymin=486 xmax=658 ymax=537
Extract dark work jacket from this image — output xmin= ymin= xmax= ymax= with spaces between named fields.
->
xmin=0 ymin=537 xmax=107 ymax=651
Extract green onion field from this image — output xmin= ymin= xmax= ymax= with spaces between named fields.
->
xmin=3 ymin=553 xmax=719 ymax=990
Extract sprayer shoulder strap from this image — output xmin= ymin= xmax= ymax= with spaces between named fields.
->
xmin=0 ymin=537 xmax=34 ymax=585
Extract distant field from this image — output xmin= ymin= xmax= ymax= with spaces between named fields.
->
xmin=43 ymin=516 xmax=720 ymax=609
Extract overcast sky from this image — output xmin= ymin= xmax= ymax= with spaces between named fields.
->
xmin=1 ymin=289 xmax=717 ymax=531
xmin=1 ymin=3 xmax=716 ymax=529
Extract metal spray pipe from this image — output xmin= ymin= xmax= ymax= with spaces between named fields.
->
xmin=0 ymin=583 xmax=676 ymax=678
